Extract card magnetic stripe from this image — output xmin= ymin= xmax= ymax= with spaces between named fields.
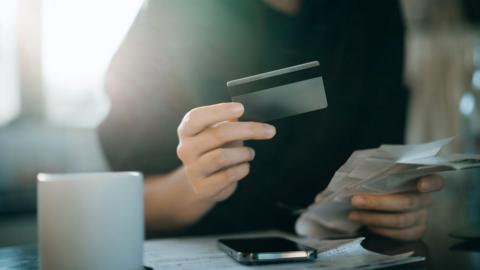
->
xmin=227 ymin=66 xmax=323 ymax=97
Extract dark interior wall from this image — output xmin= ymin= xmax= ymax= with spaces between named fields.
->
xmin=463 ymin=0 xmax=480 ymax=24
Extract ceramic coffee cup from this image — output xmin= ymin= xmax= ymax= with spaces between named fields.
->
xmin=37 ymin=172 xmax=144 ymax=270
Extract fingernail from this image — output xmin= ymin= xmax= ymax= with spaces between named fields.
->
xmin=349 ymin=212 xmax=360 ymax=221
xmin=418 ymin=180 xmax=432 ymax=192
xmin=249 ymin=148 xmax=256 ymax=159
xmin=352 ymin=196 xmax=365 ymax=207
xmin=265 ymin=125 xmax=276 ymax=137
xmin=232 ymin=103 xmax=244 ymax=114
xmin=419 ymin=180 xmax=430 ymax=192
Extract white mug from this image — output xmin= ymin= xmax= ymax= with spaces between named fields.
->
xmin=37 ymin=172 xmax=144 ymax=270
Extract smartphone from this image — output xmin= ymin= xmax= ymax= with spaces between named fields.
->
xmin=217 ymin=237 xmax=317 ymax=265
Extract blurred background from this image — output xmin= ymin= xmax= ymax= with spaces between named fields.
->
xmin=0 ymin=0 xmax=479 ymax=267
xmin=0 ymin=0 xmax=143 ymax=245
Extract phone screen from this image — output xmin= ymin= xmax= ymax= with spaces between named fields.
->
xmin=218 ymin=237 xmax=313 ymax=253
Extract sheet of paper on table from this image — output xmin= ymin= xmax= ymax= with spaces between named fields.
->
xmin=296 ymin=138 xmax=480 ymax=238
xmin=143 ymin=231 xmax=424 ymax=270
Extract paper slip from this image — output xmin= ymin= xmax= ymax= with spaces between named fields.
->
xmin=296 ymin=138 xmax=480 ymax=237
xmin=144 ymin=231 xmax=424 ymax=270
xmin=303 ymin=238 xmax=424 ymax=270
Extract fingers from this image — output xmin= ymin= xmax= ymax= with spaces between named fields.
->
xmin=177 ymin=122 xmax=275 ymax=163
xmin=178 ymin=102 xmax=244 ymax=137
xmin=349 ymin=209 xmax=427 ymax=229
xmin=211 ymin=182 xmax=238 ymax=202
xmin=189 ymin=122 xmax=275 ymax=156
xmin=189 ymin=147 xmax=255 ymax=178
xmin=176 ymin=102 xmax=276 ymax=203
xmin=346 ymin=175 xmax=441 ymax=241
xmin=417 ymin=175 xmax=444 ymax=193
xmin=192 ymin=163 xmax=250 ymax=197
xmin=367 ymin=222 xmax=428 ymax=241
xmin=351 ymin=193 xmax=432 ymax=212
xmin=350 ymin=193 xmax=430 ymax=241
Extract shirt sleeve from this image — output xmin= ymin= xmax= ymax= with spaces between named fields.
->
xmin=97 ymin=3 xmax=194 ymax=174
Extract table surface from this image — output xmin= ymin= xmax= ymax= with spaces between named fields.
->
xmin=0 ymin=245 xmax=152 ymax=270
xmin=1 ymin=232 xmax=479 ymax=270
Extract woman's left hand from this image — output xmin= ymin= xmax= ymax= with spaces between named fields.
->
xmin=349 ymin=175 xmax=444 ymax=241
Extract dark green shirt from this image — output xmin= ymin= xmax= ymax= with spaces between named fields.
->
xmin=98 ymin=0 xmax=407 ymax=236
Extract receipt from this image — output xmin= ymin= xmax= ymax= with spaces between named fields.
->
xmin=144 ymin=231 xmax=424 ymax=270
xmin=296 ymin=138 xmax=480 ymax=237
xmin=308 ymin=238 xmax=424 ymax=270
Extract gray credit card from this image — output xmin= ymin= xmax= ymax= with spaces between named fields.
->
xmin=226 ymin=61 xmax=328 ymax=122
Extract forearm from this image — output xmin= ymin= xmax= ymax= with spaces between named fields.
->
xmin=144 ymin=167 xmax=215 ymax=234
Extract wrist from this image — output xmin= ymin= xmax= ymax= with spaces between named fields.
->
xmin=172 ymin=167 xmax=217 ymax=211
xmin=144 ymin=167 xmax=216 ymax=233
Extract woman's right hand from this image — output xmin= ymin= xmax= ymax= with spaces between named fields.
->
xmin=176 ymin=102 xmax=276 ymax=203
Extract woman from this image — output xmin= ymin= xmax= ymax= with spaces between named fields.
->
xmin=99 ymin=0 xmax=443 ymax=240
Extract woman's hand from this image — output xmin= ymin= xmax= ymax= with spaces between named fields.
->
xmin=176 ymin=102 xmax=276 ymax=202
xmin=349 ymin=175 xmax=444 ymax=241
xmin=144 ymin=102 xmax=275 ymax=233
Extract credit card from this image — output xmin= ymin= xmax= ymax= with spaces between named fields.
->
xmin=226 ymin=61 xmax=328 ymax=122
